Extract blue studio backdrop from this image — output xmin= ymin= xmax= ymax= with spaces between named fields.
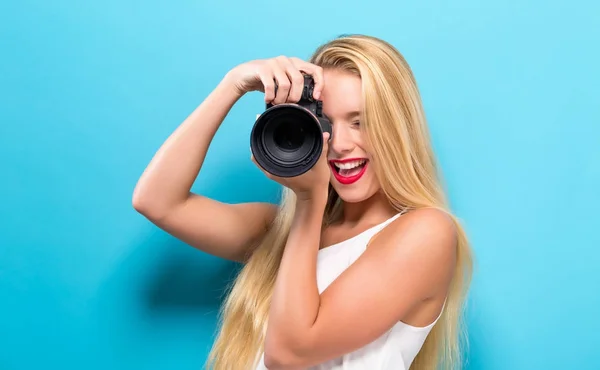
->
xmin=1 ymin=1 xmax=599 ymax=369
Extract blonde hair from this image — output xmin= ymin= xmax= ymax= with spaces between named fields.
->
xmin=206 ymin=34 xmax=473 ymax=370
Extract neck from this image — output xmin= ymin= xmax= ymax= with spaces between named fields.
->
xmin=339 ymin=190 xmax=398 ymax=226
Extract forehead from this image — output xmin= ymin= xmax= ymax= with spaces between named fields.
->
xmin=320 ymin=69 xmax=362 ymax=119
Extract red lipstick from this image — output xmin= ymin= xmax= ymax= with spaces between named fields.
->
xmin=329 ymin=158 xmax=368 ymax=185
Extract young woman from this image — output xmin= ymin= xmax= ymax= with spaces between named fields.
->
xmin=133 ymin=34 xmax=473 ymax=370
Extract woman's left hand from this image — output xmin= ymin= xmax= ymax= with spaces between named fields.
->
xmin=252 ymin=132 xmax=331 ymax=202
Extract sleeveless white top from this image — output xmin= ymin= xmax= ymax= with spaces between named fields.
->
xmin=253 ymin=211 xmax=443 ymax=370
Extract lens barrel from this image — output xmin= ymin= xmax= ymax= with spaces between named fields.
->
xmin=250 ymin=75 xmax=331 ymax=178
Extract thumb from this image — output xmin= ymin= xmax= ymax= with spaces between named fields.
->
xmin=321 ymin=132 xmax=330 ymax=157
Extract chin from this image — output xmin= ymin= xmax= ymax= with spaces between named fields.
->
xmin=330 ymin=182 xmax=379 ymax=204
xmin=338 ymin=195 xmax=369 ymax=204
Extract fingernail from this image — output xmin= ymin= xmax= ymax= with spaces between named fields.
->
xmin=314 ymin=90 xmax=320 ymax=99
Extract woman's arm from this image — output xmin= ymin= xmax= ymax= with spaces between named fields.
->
xmin=264 ymin=196 xmax=327 ymax=367
xmin=263 ymin=207 xmax=457 ymax=369
xmin=132 ymin=72 xmax=276 ymax=263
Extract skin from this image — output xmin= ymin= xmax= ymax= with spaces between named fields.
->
xmin=132 ymin=55 xmax=457 ymax=370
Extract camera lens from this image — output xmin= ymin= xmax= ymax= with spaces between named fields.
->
xmin=272 ymin=119 xmax=304 ymax=151
xmin=263 ymin=114 xmax=315 ymax=162
xmin=251 ymin=104 xmax=323 ymax=178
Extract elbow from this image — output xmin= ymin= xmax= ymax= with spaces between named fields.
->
xmin=263 ymin=341 xmax=307 ymax=370
xmin=131 ymin=188 xmax=164 ymax=220
xmin=262 ymin=352 xmax=281 ymax=370
xmin=131 ymin=188 xmax=150 ymax=214
xmin=263 ymin=351 xmax=297 ymax=370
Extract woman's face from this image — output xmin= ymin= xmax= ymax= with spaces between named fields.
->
xmin=321 ymin=69 xmax=381 ymax=203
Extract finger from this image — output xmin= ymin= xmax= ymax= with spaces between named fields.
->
xmin=321 ymin=132 xmax=330 ymax=158
xmin=323 ymin=132 xmax=331 ymax=150
xmin=277 ymin=57 xmax=304 ymax=103
xmin=270 ymin=58 xmax=291 ymax=105
xmin=290 ymin=58 xmax=324 ymax=100
xmin=251 ymin=152 xmax=274 ymax=180
xmin=258 ymin=67 xmax=276 ymax=103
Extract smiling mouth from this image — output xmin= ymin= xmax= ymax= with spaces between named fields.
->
xmin=329 ymin=158 xmax=369 ymax=185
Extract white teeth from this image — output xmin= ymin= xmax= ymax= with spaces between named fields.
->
xmin=333 ymin=159 xmax=366 ymax=170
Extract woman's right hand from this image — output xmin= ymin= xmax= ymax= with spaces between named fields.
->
xmin=224 ymin=56 xmax=324 ymax=105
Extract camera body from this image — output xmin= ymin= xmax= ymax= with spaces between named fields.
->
xmin=250 ymin=74 xmax=332 ymax=178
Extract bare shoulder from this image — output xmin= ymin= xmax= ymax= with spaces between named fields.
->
xmin=369 ymin=207 xmax=458 ymax=294
xmin=386 ymin=207 xmax=457 ymax=244
xmin=376 ymin=206 xmax=457 ymax=246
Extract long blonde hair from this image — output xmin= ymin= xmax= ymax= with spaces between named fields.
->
xmin=206 ymin=34 xmax=473 ymax=370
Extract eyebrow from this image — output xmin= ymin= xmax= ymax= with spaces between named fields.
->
xmin=323 ymin=111 xmax=361 ymax=122
xmin=346 ymin=111 xmax=361 ymax=120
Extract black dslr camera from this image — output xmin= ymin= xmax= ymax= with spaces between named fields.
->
xmin=250 ymin=74 xmax=332 ymax=178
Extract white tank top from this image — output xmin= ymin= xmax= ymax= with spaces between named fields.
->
xmin=253 ymin=211 xmax=443 ymax=370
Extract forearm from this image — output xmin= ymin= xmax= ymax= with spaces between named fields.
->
xmin=132 ymin=75 xmax=242 ymax=215
xmin=266 ymin=197 xmax=326 ymax=350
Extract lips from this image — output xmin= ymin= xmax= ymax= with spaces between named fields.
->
xmin=329 ymin=158 xmax=369 ymax=185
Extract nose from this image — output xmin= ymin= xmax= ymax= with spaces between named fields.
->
xmin=329 ymin=124 xmax=354 ymax=155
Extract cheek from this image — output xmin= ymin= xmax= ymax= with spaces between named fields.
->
xmin=353 ymin=132 xmax=372 ymax=158
xmin=365 ymin=160 xmax=381 ymax=187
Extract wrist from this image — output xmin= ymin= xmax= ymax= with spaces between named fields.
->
xmin=293 ymin=196 xmax=326 ymax=228
xmin=295 ymin=191 xmax=327 ymax=208
xmin=221 ymin=68 xmax=247 ymax=99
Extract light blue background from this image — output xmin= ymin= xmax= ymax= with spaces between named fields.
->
xmin=1 ymin=1 xmax=598 ymax=369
